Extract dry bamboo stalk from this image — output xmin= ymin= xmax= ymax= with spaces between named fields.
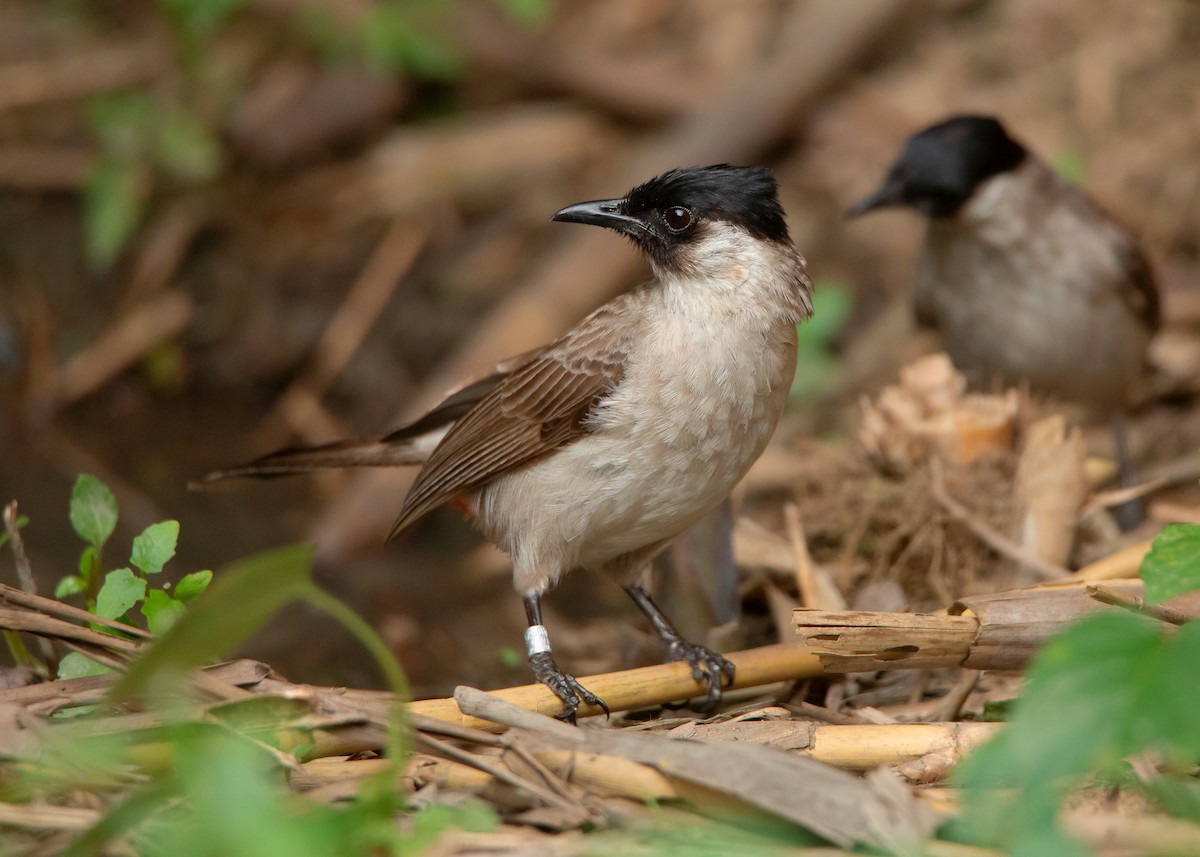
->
xmin=795 ymin=581 xmax=1145 ymax=672
xmin=1070 ymin=539 xmax=1152 ymax=581
xmin=0 ymin=800 xmax=99 ymax=831
xmin=807 ymin=722 xmax=1000 ymax=770
xmin=410 ymin=643 xmax=823 ymax=730
xmin=794 ymin=610 xmax=978 ymax=672
xmin=1064 ymin=810 xmax=1200 ymax=856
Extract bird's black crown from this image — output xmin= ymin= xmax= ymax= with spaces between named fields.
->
xmin=869 ymin=115 xmax=1028 ymax=219
xmin=624 ymin=164 xmax=789 ymax=243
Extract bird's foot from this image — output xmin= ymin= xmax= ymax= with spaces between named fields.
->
xmin=529 ymin=651 xmax=609 ymax=724
xmin=665 ymin=638 xmax=736 ymax=711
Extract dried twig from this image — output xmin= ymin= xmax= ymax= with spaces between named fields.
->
xmin=254 ymin=218 xmax=431 ymax=449
xmin=39 ymin=291 xmax=194 ymax=414
xmin=1084 ymin=584 xmax=1193 ymax=626
xmin=783 ymin=502 xmax=818 ymax=609
xmin=0 ymin=39 xmax=166 ymax=111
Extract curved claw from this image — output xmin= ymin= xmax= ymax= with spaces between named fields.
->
xmin=666 ymin=640 xmax=736 ymax=711
xmin=529 ymin=651 xmax=609 ymax=724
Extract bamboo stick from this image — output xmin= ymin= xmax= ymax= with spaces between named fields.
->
xmin=795 ymin=580 xmax=1145 ymax=672
xmin=409 ymin=643 xmax=823 ymax=730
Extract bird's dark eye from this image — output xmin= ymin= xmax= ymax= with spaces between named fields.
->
xmin=663 ymin=206 xmax=693 ymax=232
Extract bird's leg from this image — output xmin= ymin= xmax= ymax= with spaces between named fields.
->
xmin=523 ymin=595 xmax=608 ymax=724
xmin=623 ymin=583 xmax=735 ymax=710
xmin=1111 ymin=415 xmax=1144 ymax=531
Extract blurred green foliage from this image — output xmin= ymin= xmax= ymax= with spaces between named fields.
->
xmin=789 ymin=280 xmax=852 ymax=404
xmin=0 ymin=475 xmax=480 ymax=855
xmin=951 ymin=524 xmax=1200 ymax=855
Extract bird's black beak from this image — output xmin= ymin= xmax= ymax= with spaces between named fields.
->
xmin=846 ymin=179 xmax=906 ymax=218
xmin=552 ymin=198 xmax=646 ymax=237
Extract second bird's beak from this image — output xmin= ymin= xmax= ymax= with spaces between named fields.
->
xmin=846 ymin=179 xmax=906 ymax=218
xmin=552 ymin=198 xmax=646 ymax=238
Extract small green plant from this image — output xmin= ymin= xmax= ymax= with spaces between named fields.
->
xmin=951 ymin=523 xmax=1200 ymax=855
xmin=55 ymin=475 xmax=212 ymax=674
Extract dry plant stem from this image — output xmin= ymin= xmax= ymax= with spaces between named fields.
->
xmin=254 ymin=218 xmax=431 ymax=449
xmin=0 ymin=145 xmax=93 ymax=189
xmin=43 ymin=291 xmax=193 ymax=413
xmin=121 ymin=198 xmax=207 ymax=309
xmin=0 ymin=39 xmax=165 ymax=111
xmin=413 ymin=731 xmax=578 ymax=810
xmin=923 ymin=669 xmax=980 ymax=723
xmin=3 ymin=504 xmax=37 ymax=596
xmin=312 ymin=0 xmax=916 ymax=561
xmin=1084 ymin=584 xmax=1192 ymax=626
xmin=454 ymin=2 xmax=706 ymax=122
xmin=1064 ymin=810 xmax=1200 ymax=857
xmin=782 ymin=700 xmax=867 ymax=725
xmin=0 ymin=583 xmax=151 ymax=640
xmin=0 ymin=800 xmax=100 ymax=831
xmin=1149 ymin=500 xmax=1200 ymax=526
xmin=410 ymin=643 xmax=823 ymax=730
xmin=930 ymin=459 xmax=1069 ymax=581
xmin=784 ymin=501 xmax=818 ymax=608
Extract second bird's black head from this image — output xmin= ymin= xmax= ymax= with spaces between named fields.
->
xmin=552 ymin=164 xmax=789 ymax=272
xmin=848 ymin=115 xmax=1028 ymax=220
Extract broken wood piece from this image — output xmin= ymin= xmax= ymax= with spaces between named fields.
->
xmin=795 ymin=580 xmax=1145 ymax=672
xmin=859 ymin=353 xmax=1019 ymax=474
xmin=1014 ymin=415 xmax=1088 ymax=577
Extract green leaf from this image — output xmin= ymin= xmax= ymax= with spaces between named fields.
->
xmin=155 ymin=110 xmax=220 ymax=182
xmin=57 ymin=652 xmax=112 ymax=680
xmin=141 ymin=589 xmax=187 ymax=635
xmin=797 ymin=281 xmax=853 ymax=349
xmin=87 ymin=92 xmax=155 ymax=158
xmin=1141 ymin=523 xmax=1200 ymax=603
xmin=496 ymin=0 xmax=553 ymax=25
xmin=95 ymin=568 xmax=146 ymax=620
xmin=175 ymin=569 xmax=213 ymax=601
xmin=955 ymin=611 xmax=1200 ymax=850
xmin=69 ymin=475 xmax=119 ymax=549
xmin=157 ymin=0 xmax=248 ymax=41
xmin=111 ymin=544 xmax=314 ymax=702
xmin=54 ymin=575 xmax=87 ymax=599
xmin=84 ymin=159 xmax=150 ymax=270
xmin=130 ymin=520 xmax=180 ymax=575
xmin=497 ymin=646 xmax=521 ymax=669
xmin=78 ymin=545 xmax=97 ymax=576
xmin=1051 ymin=147 xmax=1086 ymax=186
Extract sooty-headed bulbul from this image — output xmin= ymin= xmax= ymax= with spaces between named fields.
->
xmin=848 ymin=114 xmax=1159 ymax=411
xmin=849 ymin=116 xmax=1160 ymax=528
xmin=203 ymin=165 xmax=813 ymax=721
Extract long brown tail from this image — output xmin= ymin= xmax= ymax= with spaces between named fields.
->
xmin=193 ymin=433 xmax=439 ymax=486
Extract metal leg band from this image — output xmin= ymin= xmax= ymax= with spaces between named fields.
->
xmin=524 ymin=624 xmax=552 ymax=656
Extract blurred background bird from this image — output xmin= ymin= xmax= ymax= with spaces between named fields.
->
xmin=849 ymin=114 xmax=1160 ymax=527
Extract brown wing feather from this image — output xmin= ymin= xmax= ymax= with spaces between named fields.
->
xmin=388 ymin=304 xmax=630 ymax=538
